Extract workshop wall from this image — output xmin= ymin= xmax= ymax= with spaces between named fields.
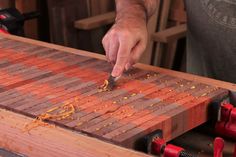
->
xmin=0 ymin=0 xmax=50 ymax=41
xmin=47 ymin=0 xmax=114 ymax=51
xmin=0 ymin=0 xmax=186 ymax=71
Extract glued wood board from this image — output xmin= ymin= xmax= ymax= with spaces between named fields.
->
xmin=0 ymin=34 xmax=230 ymax=149
xmin=0 ymin=109 xmax=151 ymax=157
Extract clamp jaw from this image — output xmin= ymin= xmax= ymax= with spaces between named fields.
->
xmin=152 ymin=138 xmax=191 ymax=157
xmin=135 ymin=130 xmax=195 ymax=157
xmin=215 ymin=103 xmax=236 ymax=140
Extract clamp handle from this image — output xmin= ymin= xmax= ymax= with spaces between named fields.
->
xmin=214 ymin=137 xmax=224 ymax=157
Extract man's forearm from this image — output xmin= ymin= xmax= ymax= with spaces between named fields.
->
xmin=143 ymin=0 xmax=158 ymax=18
xmin=115 ymin=0 xmax=157 ymax=23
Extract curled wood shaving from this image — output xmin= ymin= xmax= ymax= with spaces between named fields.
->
xmin=23 ymin=97 xmax=79 ymax=132
xmin=98 ymin=80 xmax=109 ymax=92
xmin=123 ymin=97 xmax=128 ymax=100
xmin=131 ymin=93 xmax=137 ymax=96
xmin=23 ymin=119 xmax=52 ymax=133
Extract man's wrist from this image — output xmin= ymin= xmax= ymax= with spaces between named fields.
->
xmin=115 ymin=0 xmax=157 ymax=24
xmin=115 ymin=0 xmax=148 ymax=24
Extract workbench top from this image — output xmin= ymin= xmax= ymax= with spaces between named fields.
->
xmin=0 ymin=34 xmax=235 ymax=157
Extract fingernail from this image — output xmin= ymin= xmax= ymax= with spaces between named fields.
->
xmin=112 ymin=69 xmax=119 ymax=77
xmin=112 ymin=66 xmax=123 ymax=77
xmin=125 ymin=63 xmax=131 ymax=71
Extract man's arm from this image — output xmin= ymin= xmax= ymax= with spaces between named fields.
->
xmin=102 ymin=0 xmax=157 ymax=77
xmin=116 ymin=0 xmax=157 ymax=22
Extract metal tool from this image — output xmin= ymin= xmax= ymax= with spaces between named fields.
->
xmin=106 ymin=74 xmax=120 ymax=91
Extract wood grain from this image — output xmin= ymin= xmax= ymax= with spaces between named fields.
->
xmin=0 ymin=108 xmax=151 ymax=157
xmin=15 ymin=0 xmax=38 ymax=39
xmin=0 ymin=34 xmax=233 ymax=153
xmin=1 ymin=34 xmax=235 ymax=92
xmin=47 ymin=0 xmax=89 ymax=48
xmin=0 ymin=0 xmax=15 ymax=8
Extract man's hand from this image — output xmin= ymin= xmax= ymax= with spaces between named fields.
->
xmin=102 ymin=16 xmax=148 ymax=77
xmin=102 ymin=0 xmax=157 ymax=77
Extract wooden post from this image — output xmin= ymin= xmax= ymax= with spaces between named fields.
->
xmin=140 ymin=0 xmax=160 ymax=64
xmin=152 ymin=0 xmax=172 ymax=66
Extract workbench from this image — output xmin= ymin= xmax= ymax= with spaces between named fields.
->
xmin=0 ymin=34 xmax=235 ymax=157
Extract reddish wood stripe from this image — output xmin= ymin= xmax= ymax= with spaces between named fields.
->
xmin=0 ymin=37 xmax=229 ymax=149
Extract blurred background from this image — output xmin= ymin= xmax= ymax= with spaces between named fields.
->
xmin=0 ymin=0 xmax=186 ymax=71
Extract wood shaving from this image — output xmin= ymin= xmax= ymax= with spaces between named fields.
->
xmin=191 ymin=86 xmax=196 ymax=89
xmin=123 ymin=97 xmax=128 ymax=100
xmin=131 ymin=93 xmax=136 ymax=96
xmin=23 ymin=97 xmax=79 ymax=132
xmin=99 ymin=79 xmax=109 ymax=92
xmin=77 ymin=122 xmax=83 ymax=126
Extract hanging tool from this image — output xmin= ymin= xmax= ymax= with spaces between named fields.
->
xmin=0 ymin=8 xmax=40 ymax=35
xmin=106 ymin=74 xmax=120 ymax=90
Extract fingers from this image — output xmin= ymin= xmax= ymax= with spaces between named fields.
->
xmin=112 ymin=40 xmax=131 ymax=77
xmin=102 ymin=35 xmax=110 ymax=62
xmin=109 ymin=38 xmax=119 ymax=65
xmin=103 ymin=34 xmax=146 ymax=77
xmin=125 ymin=40 xmax=146 ymax=70
xmin=102 ymin=32 xmax=120 ymax=66
xmin=102 ymin=20 xmax=148 ymax=77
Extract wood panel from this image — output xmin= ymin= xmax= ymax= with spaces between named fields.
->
xmin=15 ymin=0 xmax=38 ymax=39
xmin=0 ymin=108 xmax=151 ymax=157
xmin=86 ymin=0 xmax=115 ymax=53
xmin=0 ymin=34 xmax=231 ymax=150
xmin=1 ymin=33 xmax=235 ymax=92
xmin=47 ymin=0 xmax=89 ymax=49
xmin=0 ymin=0 xmax=15 ymax=8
